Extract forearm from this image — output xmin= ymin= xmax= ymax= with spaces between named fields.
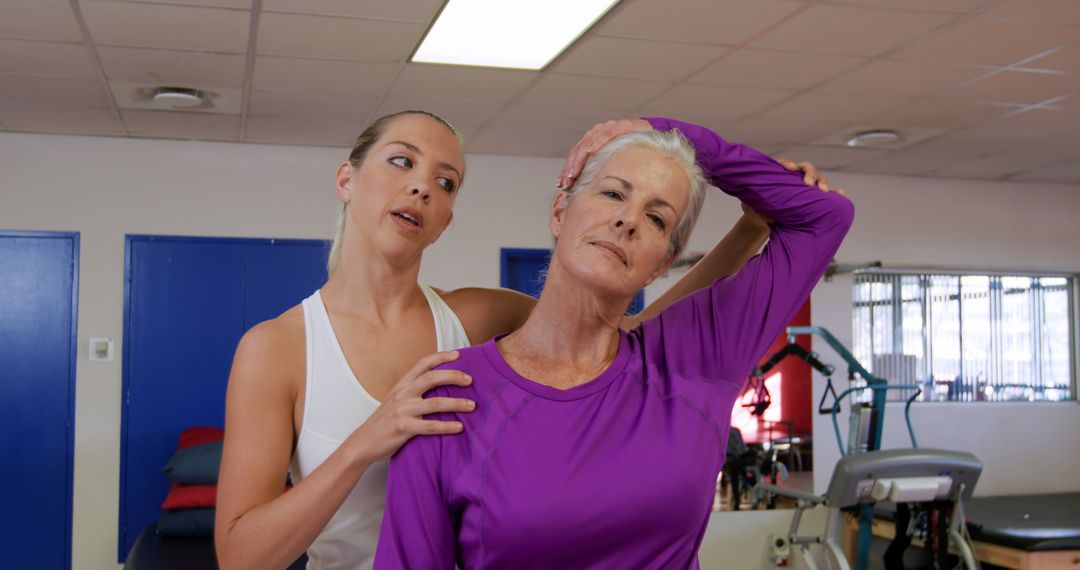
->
xmin=216 ymin=440 xmax=374 ymax=570
xmin=644 ymin=117 xmax=851 ymax=231
xmin=635 ymin=214 xmax=769 ymax=322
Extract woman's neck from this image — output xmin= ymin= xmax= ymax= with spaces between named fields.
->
xmin=320 ymin=240 xmax=425 ymax=321
xmin=498 ymin=261 xmax=630 ymax=388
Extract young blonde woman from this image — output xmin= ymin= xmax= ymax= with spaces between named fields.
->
xmin=214 ymin=111 xmax=833 ymax=570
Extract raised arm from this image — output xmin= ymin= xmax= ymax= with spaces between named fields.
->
xmin=642 ymin=117 xmax=855 ymax=382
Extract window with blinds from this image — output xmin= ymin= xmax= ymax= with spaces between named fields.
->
xmin=852 ymin=271 xmax=1075 ymax=402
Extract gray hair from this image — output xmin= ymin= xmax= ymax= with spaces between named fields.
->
xmin=563 ymin=129 xmax=708 ymax=259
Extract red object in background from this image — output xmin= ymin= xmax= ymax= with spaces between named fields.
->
xmin=162 ymin=483 xmax=217 ymax=509
xmin=177 ymin=426 xmax=224 ymax=450
xmin=731 ymin=300 xmax=812 ymax=444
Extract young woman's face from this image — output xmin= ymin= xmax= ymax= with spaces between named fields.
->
xmin=343 ymin=114 xmax=465 ymax=261
xmin=551 ymin=146 xmax=691 ymax=300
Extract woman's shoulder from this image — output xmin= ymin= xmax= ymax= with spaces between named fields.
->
xmin=433 ymin=286 xmax=536 ymax=342
xmin=425 ymin=343 xmax=496 ymax=399
xmin=230 ymin=304 xmax=306 ymax=393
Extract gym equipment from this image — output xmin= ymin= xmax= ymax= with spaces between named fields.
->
xmin=760 ymin=449 xmax=982 ymax=570
xmin=757 ymin=326 xmax=982 ymax=570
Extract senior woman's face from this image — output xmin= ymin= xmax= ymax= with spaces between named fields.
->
xmin=552 ymin=146 xmax=691 ymax=299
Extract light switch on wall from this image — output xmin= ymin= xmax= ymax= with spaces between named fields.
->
xmin=89 ymin=337 xmax=113 ymax=361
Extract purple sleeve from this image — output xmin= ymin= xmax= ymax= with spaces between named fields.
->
xmin=643 ymin=117 xmax=855 ymax=382
xmin=374 ymin=426 xmax=457 ymax=570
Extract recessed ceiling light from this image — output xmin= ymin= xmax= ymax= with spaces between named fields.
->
xmin=847 ymin=129 xmax=903 ymax=148
xmin=152 ymin=87 xmax=208 ymax=110
xmin=412 ymin=0 xmax=622 ymax=70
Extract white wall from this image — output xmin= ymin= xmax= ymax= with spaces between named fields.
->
xmin=2 ymin=131 xmax=1079 ymax=570
xmin=807 ymin=172 xmax=1080 ymax=497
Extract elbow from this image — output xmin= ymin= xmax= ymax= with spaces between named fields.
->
xmin=824 ymin=192 xmax=855 ymax=233
xmin=214 ymin=520 xmax=247 ymax=570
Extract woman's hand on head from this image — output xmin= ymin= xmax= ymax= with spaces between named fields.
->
xmin=777 ymin=157 xmax=845 ymax=195
xmin=558 ymin=119 xmax=653 ymax=190
xmin=352 ymin=350 xmax=475 ymax=462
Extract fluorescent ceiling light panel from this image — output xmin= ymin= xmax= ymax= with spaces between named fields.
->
xmin=413 ymin=0 xmax=621 ymax=70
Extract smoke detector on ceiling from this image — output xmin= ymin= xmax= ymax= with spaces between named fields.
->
xmin=110 ymin=81 xmax=241 ymax=114
xmin=151 ymin=87 xmax=209 ymax=110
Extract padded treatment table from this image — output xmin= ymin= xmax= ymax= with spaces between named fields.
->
xmin=846 ymin=493 xmax=1080 ymax=570
xmin=123 ymin=524 xmax=308 ymax=570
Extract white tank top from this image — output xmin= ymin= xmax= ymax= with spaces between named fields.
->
xmin=291 ymin=286 xmax=471 ymax=570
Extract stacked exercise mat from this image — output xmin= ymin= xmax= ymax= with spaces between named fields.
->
xmin=158 ymin=426 xmax=225 ymax=536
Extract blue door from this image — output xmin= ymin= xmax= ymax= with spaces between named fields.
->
xmin=119 ymin=236 xmax=327 ymax=560
xmin=501 ymin=248 xmax=644 ymax=313
xmin=0 ymin=231 xmax=79 ymax=570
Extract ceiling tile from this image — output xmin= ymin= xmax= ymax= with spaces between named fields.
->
xmin=391 ymin=64 xmax=537 ymax=102
xmin=81 ymin=1 xmax=249 ymax=52
xmin=822 ymin=0 xmax=989 ymax=13
xmin=0 ymin=102 xmax=123 ymax=135
xmin=690 ymin=49 xmax=863 ymax=90
xmin=466 ymin=128 xmax=582 ymax=157
xmin=893 ymin=18 xmax=1080 ymax=66
xmin=244 ymin=115 xmax=358 ymax=147
xmin=1009 ymin=160 xmax=1080 ymax=183
xmin=121 ymin=109 xmax=240 ymax=141
xmin=637 ymin=84 xmax=794 ymax=129
xmin=102 ymin=0 xmax=252 ymax=8
xmin=517 ymin=74 xmax=671 ymax=110
xmin=257 ymin=12 xmax=424 ymax=61
xmin=97 ymin=47 xmax=245 ymax=88
xmin=815 ymin=60 xmax=985 ymax=98
xmin=812 ymin=124 xmax=945 ymax=148
xmin=261 ymin=0 xmax=443 ymax=22
xmin=596 ymin=0 xmax=803 ymax=45
xmin=0 ymin=75 xmax=112 ymax=107
xmin=720 ymin=118 xmax=854 ymax=147
xmin=108 ymin=80 xmax=240 ymax=113
xmin=372 ymin=97 xmax=508 ymax=130
xmin=771 ymin=144 xmax=887 ymax=169
xmin=971 ymin=106 xmax=1080 ymax=136
xmin=249 ymin=90 xmax=380 ymax=119
xmin=760 ymin=92 xmax=908 ymax=123
xmin=486 ymin=105 xmax=631 ymax=134
xmin=252 ymin=57 xmax=399 ymax=94
xmin=980 ymin=0 xmax=1080 ymax=27
xmin=551 ymin=36 xmax=728 ymax=81
xmin=1025 ymin=45 xmax=1080 ymax=73
xmin=0 ymin=0 xmax=83 ymax=42
xmin=940 ymin=69 xmax=1078 ymax=105
xmin=752 ymin=4 xmax=953 ymax=57
xmin=870 ymin=98 xmax=1013 ymax=129
xmin=936 ymin=137 xmax=1080 ymax=179
xmin=850 ymin=129 xmax=1038 ymax=174
xmin=0 ymin=40 xmax=97 ymax=78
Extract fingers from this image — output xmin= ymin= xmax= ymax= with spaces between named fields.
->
xmin=421 ymin=397 xmax=476 ymax=415
xmin=781 ymin=158 xmax=841 ymax=193
xmin=417 ymin=419 xmax=465 ymax=435
xmin=415 ymin=369 xmax=473 ymax=394
xmin=559 ymin=140 xmax=593 ymax=189
xmin=557 ymin=119 xmax=652 ymax=189
xmin=402 ymin=350 xmax=460 ymax=383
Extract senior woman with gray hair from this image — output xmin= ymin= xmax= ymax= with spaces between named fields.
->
xmin=374 ymin=117 xmax=855 ymax=569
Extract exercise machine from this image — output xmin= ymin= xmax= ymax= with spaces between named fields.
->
xmin=757 ymin=327 xmax=983 ymax=570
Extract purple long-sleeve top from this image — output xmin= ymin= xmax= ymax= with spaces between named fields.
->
xmin=374 ymin=118 xmax=855 ymax=569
